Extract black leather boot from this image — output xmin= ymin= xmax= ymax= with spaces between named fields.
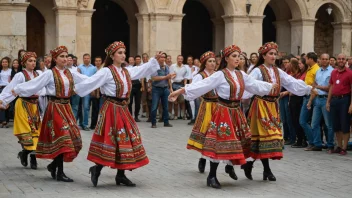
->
xmin=115 ymin=170 xmax=136 ymax=187
xmin=241 ymin=161 xmax=253 ymax=180
xmin=89 ymin=165 xmax=103 ymax=187
xmin=17 ymin=150 xmax=29 ymax=167
xmin=47 ymin=162 xmax=57 ymax=179
xmin=56 ymin=154 xmax=73 ymax=182
xmin=263 ymin=171 xmax=276 ymax=181
xmin=29 ymin=153 xmax=37 ymax=170
xmin=198 ymin=158 xmax=206 ymax=173
xmin=225 ymin=165 xmax=238 ymax=180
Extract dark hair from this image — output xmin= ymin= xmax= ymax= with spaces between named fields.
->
xmin=50 ymin=58 xmax=56 ymax=69
xmin=306 ymin=52 xmax=318 ymax=62
xmin=250 ymin=52 xmax=258 ymax=58
xmin=0 ymin=57 xmax=11 ymax=71
xmin=215 ymin=55 xmax=221 ymax=58
xmin=239 ymin=54 xmax=249 ymax=73
xmin=187 ymin=56 xmax=194 ymax=60
xmin=218 ymin=51 xmax=242 ymax=71
xmin=177 ymin=55 xmax=183 ymax=59
xmin=18 ymin=49 xmax=26 ymax=68
xmin=299 ymin=58 xmax=308 ymax=74
xmin=11 ymin=59 xmax=19 ymax=68
xmin=83 ymin=53 xmax=91 ymax=58
xmin=290 ymin=58 xmax=300 ymax=75
xmin=282 ymin=56 xmax=290 ymax=61
xmin=300 ymin=53 xmax=306 ymax=57
xmin=68 ymin=54 xmax=75 ymax=59
xmin=94 ymin=56 xmax=103 ymax=61
xmin=103 ymin=51 xmax=126 ymax=68
xmin=330 ymin=56 xmax=336 ymax=61
xmin=134 ymin=55 xmax=141 ymax=59
xmin=35 ymin=57 xmax=44 ymax=71
xmin=198 ymin=57 xmax=215 ymax=73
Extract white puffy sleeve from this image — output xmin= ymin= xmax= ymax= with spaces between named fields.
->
xmin=126 ymin=58 xmax=160 ymax=80
xmin=191 ymin=73 xmax=203 ymax=84
xmin=0 ymin=73 xmax=25 ymax=106
xmin=14 ymin=70 xmax=53 ymax=97
xmin=184 ymin=71 xmax=223 ymax=101
xmin=74 ymin=68 xmax=110 ymax=97
xmin=72 ymin=72 xmax=89 ymax=84
xmin=242 ymin=71 xmax=273 ymax=98
xmin=279 ymin=69 xmax=311 ymax=96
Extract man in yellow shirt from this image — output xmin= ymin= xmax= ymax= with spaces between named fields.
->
xmin=299 ymin=52 xmax=320 ymax=150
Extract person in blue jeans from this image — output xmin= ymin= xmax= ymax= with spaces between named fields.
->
xmin=150 ymin=53 xmax=175 ymax=128
xmin=306 ymin=54 xmax=334 ymax=152
xmin=77 ymin=53 xmax=97 ymax=130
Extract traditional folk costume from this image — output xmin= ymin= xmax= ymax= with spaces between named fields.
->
xmin=74 ymin=41 xmax=160 ymax=187
xmin=0 ymin=51 xmax=43 ymax=169
xmin=13 ymin=46 xmax=88 ymax=182
xmin=183 ymin=45 xmax=274 ymax=189
xmin=186 ymin=52 xmax=218 ymax=174
xmin=246 ymin=42 xmax=312 ymax=181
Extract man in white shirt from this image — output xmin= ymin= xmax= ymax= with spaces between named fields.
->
xmin=67 ymin=54 xmax=82 ymax=127
xmin=170 ymin=55 xmax=188 ymax=119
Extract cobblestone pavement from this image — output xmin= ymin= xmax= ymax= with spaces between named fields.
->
xmin=0 ymin=119 xmax=351 ymax=198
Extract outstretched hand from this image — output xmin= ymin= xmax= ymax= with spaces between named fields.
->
xmin=155 ymin=51 xmax=164 ymax=60
xmin=168 ymin=88 xmax=184 ymax=102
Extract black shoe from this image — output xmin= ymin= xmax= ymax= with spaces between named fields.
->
xmin=164 ymin=123 xmax=173 ymax=127
xmin=57 ymin=173 xmax=74 ymax=182
xmin=311 ymin=146 xmax=322 ymax=151
xmin=263 ymin=171 xmax=276 ymax=181
xmin=291 ymin=142 xmax=303 ymax=148
xmin=284 ymin=141 xmax=294 ymax=145
xmin=115 ymin=175 xmax=136 ymax=187
xmin=89 ymin=165 xmax=101 ymax=187
xmin=207 ymin=176 xmax=221 ymax=189
xmin=135 ymin=118 xmax=141 ymax=122
xmin=17 ymin=151 xmax=28 ymax=167
xmin=225 ymin=165 xmax=238 ymax=180
xmin=198 ymin=158 xmax=206 ymax=173
xmin=188 ymin=120 xmax=195 ymax=125
xmin=90 ymin=126 xmax=95 ymax=130
xmin=82 ymin=126 xmax=90 ymax=131
xmin=241 ymin=161 xmax=253 ymax=180
xmin=47 ymin=163 xmax=56 ymax=179
xmin=30 ymin=154 xmax=37 ymax=170
xmin=302 ymin=141 xmax=308 ymax=147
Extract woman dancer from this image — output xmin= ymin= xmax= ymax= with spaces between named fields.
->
xmin=0 ymin=51 xmax=42 ymax=169
xmin=74 ymin=41 xmax=163 ymax=187
xmin=169 ymin=44 xmax=278 ymax=189
xmin=246 ymin=42 xmax=315 ymax=181
xmin=11 ymin=46 xmax=88 ymax=182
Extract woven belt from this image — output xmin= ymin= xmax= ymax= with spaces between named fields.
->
xmin=20 ymin=97 xmax=39 ymax=104
xmin=218 ymin=97 xmax=240 ymax=108
xmin=105 ymin=96 xmax=129 ymax=106
xmin=202 ymin=97 xmax=218 ymax=102
xmin=48 ymin=96 xmax=70 ymax=104
xmin=256 ymin=95 xmax=279 ymax=102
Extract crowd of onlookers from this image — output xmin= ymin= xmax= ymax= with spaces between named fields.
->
xmin=1 ymin=50 xmax=352 ymax=154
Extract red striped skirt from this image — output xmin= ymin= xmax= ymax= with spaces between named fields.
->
xmin=201 ymin=101 xmax=251 ymax=165
xmin=36 ymin=98 xmax=82 ymax=162
xmin=87 ymin=98 xmax=149 ymax=170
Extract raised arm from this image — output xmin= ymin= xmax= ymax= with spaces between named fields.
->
xmin=183 ymin=71 xmax=223 ymax=101
xmin=13 ymin=70 xmax=53 ymax=97
xmin=0 ymin=73 xmax=24 ymax=106
xmin=126 ymin=58 xmax=160 ymax=80
xmin=279 ymin=69 xmax=311 ymax=96
xmin=74 ymin=68 xmax=110 ymax=97
xmin=242 ymin=71 xmax=274 ymax=96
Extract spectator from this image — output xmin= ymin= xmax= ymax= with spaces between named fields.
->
xmin=329 ymin=57 xmax=337 ymax=68
xmin=10 ymin=59 xmax=21 ymax=80
xmin=184 ymin=56 xmax=194 ymax=121
xmin=128 ymin=55 xmax=143 ymax=122
xmin=126 ymin=56 xmax=135 ymax=69
xmin=44 ymin=54 xmax=52 ymax=69
xmin=166 ymin=55 xmax=172 ymax=67
xmin=150 ymin=52 xmax=174 ymax=128
xmin=248 ymin=52 xmax=259 ymax=72
xmin=215 ymin=55 xmax=221 ymax=71
xmin=78 ymin=53 xmax=97 ymax=131
xmin=0 ymin=57 xmax=12 ymax=128
xmin=90 ymin=56 xmax=104 ymax=129
xmin=67 ymin=54 xmax=82 ymax=126
xmin=327 ymin=53 xmax=352 ymax=155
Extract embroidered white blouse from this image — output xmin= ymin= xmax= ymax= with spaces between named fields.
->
xmin=243 ymin=64 xmax=312 ymax=99
xmin=0 ymin=70 xmax=46 ymax=107
xmin=13 ymin=67 xmax=88 ymax=98
xmin=74 ymin=58 xmax=160 ymax=97
xmin=184 ymin=68 xmax=273 ymax=101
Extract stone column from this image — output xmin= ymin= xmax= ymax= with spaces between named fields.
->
xmin=274 ymin=20 xmax=291 ymax=54
xmin=0 ymin=2 xmax=29 ymax=59
xmin=76 ymin=9 xmax=94 ymax=63
xmin=332 ymin=22 xmax=352 ymax=56
xmin=211 ymin=18 xmax=225 ymax=54
xmin=136 ymin=13 xmax=150 ymax=56
xmin=223 ymin=15 xmax=263 ymax=54
xmin=53 ymin=6 xmax=77 ymax=54
xmin=290 ymin=18 xmax=316 ymax=55
xmin=148 ymin=13 xmax=184 ymax=62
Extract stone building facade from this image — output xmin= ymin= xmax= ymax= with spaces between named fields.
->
xmin=0 ymin=0 xmax=351 ymax=63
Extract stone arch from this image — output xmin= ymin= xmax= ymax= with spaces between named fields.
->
xmin=174 ymin=0 xmax=230 ymax=17
xmin=310 ymin=0 xmax=347 ymax=22
xmin=257 ymin=0 xmax=306 ymax=19
xmin=29 ymin=0 xmax=57 ymax=53
xmin=85 ymin=0 xmax=153 ymax=13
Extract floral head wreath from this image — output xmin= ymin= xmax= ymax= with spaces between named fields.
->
xmin=221 ymin=44 xmax=242 ymax=58
xmin=258 ymin=42 xmax=278 ymax=55
xmin=200 ymin=51 xmax=216 ymax=64
xmin=105 ymin=41 xmax=126 ymax=57
xmin=20 ymin=51 xmax=37 ymax=66
xmin=50 ymin=46 xmax=68 ymax=58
